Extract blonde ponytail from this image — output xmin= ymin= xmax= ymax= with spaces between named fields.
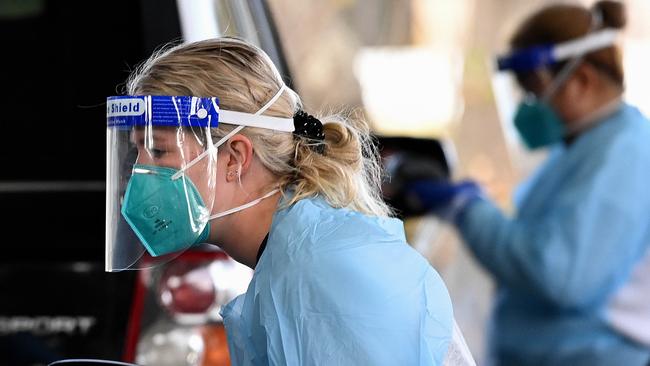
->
xmin=287 ymin=113 xmax=392 ymax=217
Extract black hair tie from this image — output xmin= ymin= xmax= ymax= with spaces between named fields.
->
xmin=293 ymin=110 xmax=325 ymax=153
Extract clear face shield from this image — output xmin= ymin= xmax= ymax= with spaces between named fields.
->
xmin=106 ymin=87 xmax=293 ymax=272
xmin=106 ymin=96 xmax=220 ymax=271
xmin=490 ymin=29 xmax=620 ymax=149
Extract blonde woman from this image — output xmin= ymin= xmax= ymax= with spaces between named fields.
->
xmin=106 ymin=38 xmax=472 ymax=365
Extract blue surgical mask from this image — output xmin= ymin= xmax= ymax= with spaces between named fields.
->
xmin=121 ymin=164 xmax=210 ymax=257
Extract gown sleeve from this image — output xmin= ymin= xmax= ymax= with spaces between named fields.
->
xmin=458 ymin=130 xmax=650 ymax=309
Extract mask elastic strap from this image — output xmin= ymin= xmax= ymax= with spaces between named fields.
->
xmin=170 ymin=84 xmax=287 ymax=180
xmin=541 ymin=55 xmax=584 ymax=102
xmin=255 ymin=84 xmax=288 ymax=117
xmin=171 ymin=125 xmax=244 ymax=180
xmin=208 ymin=189 xmax=280 ymax=220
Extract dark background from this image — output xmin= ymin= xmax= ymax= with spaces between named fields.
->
xmin=0 ymin=0 xmax=180 ymax=363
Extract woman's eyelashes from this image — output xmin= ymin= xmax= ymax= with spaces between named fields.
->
xmin=150 ymin=148 xmax=167 ymax=159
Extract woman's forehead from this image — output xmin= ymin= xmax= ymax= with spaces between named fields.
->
xmin=130 ymin=127 xmax=181 ymax=142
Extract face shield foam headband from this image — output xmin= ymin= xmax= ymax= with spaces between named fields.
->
xmin=106 ymin=84 xmax=292 ymax=262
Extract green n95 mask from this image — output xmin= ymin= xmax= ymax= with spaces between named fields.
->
xmin=121 ymin=165 xmax=210 ymax=257
xmin=513 ymin=98 xmax=565 ymax=149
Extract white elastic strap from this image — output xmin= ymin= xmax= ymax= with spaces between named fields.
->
xmin=171 ymin=125 xmax=245 ymax=180
xmin=541 ymin=55 xmax=584 ymax=102
xmin=208 ymin=189 xmax=279 ymax=220
xmin=171 ymin=84 xmax=289 ymax=179
xmin=553 ymin=29 xmax=619 ymax=62
xmin=255 ymin=83 xmax=287 ymax=116
xmin=218 ymin=109 xmax=294 ymax=132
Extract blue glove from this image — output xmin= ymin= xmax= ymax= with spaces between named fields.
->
xmin=403 ymin=179 xmax=482 ymax=221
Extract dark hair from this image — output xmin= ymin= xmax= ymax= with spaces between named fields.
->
xmin=510 ymin=1 xmax=626 ymax=86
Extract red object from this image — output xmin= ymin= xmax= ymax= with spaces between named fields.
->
xmin=123 ymin=270 xmax=146 ymax=363
xmin=201 ymin=324 xmax=231 ymax=366
xmin=160 ymin=262 xmax=216 ymax=314
xmin=122 ymin=249 xmax=230 ymax=363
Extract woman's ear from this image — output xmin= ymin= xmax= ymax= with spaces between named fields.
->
xmin=555 ymin=63 xmax=601 ymax=123
xmin=566 ymin=63 xmax=596 ymax=99
xmin=225 ymin=134 xmax=254 ymax=182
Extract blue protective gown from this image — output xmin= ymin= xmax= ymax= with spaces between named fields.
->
xmin=221 ymin=196 xmax=453 ymax=365
xmin=458 ymin=103 xmax=650 ymax=365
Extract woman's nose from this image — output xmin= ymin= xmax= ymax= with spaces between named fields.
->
xmin=135 ymin=150 xmax=154 ymax=166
